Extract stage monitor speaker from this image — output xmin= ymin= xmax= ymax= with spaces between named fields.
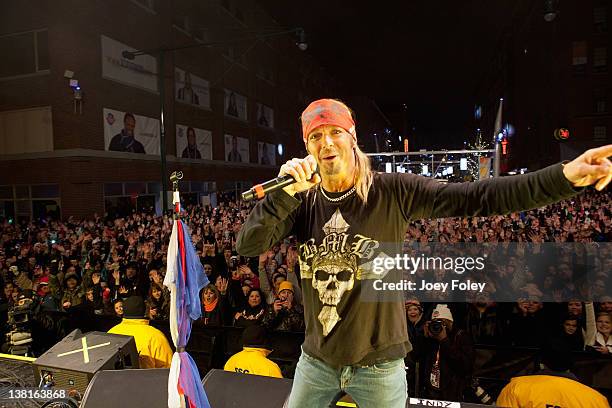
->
xmin=202 ymin=369 xmax=293 ymax=407
xmin=81 ymin=369 xmax=169 ymax=408
xmin=33 ymin=329 xmax=139 ymax=395
xmin=79 ymin=368 xmax=492 ymax=408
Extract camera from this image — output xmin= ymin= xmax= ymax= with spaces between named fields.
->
xmin=429 ymin=319 xmax=444 ymax=335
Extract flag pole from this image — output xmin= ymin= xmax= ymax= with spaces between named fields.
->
xmin=165 ymin=170 xmax=211 ymax=408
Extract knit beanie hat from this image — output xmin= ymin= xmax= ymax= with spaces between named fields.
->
xmin=122 ymin=295 xmax=146 ymax=318
xmin=432 ymin=304 xmax=453 ymax=322
xmin=242 ymin=325 xmax=271 ymax=349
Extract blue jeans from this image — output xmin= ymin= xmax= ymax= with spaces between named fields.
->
xmin=286 ymin=349 xmax=407 ymax=408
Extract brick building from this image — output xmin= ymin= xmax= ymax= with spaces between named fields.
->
xmin=0 ymin=0 xmax=388 ymax=220
xmin=474 ymin=0 xmax=610 ymax=171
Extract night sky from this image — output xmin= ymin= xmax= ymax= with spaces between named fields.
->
xmin=259 ymin=0 xmax=518 ymax=149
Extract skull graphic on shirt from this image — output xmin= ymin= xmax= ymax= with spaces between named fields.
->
xmin=300 ymin=208 xmax=391 ymax=336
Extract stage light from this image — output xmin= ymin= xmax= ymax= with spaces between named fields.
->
xmin=544 ymin=0 xmax=558 ymax=22
xmin=422 ymin=165 xmax=428 ymax=175
xmin=277 ymin=144 xmax=284 ymax=156
xmin=296 ymin=28 xmax=308 ymax=51
xmin=460 ymin=158 xmax=467 ymax=170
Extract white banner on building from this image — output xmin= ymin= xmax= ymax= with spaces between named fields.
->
xmin=101 ymin=35 xmax=158 ymax=92
xmin=256 ymin=103 xmax=274 ymax=128
xmin=103 ymin=108 xmax=159 ymax=155
xmin=224 ymin=89 xmax=247 ymax=121
xmin=257 ymin=142 xmax=276 ymax=165
xmin=176 ymin=124 xmax=212 ymax=160
xmin=175 ymin=68 xmax=210 ymax=109
xmin=224 ymin=134 xmax=249 ymax=163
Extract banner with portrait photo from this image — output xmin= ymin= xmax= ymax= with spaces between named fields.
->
xmin=175 ymin=68 xmax=210 ymax=109
xmin=101 ymin=35 xmax=158 ymax=93
xmin=224 ymin=134 xmax=249 ymax=163
xmin=257 ymin=142 xmax=276 ymax=166
xmin=224 ymin=89 xmax=247 ymax=121
xmin=256 ymin=103 xmax=274 ymax=129
xmin=103 ymin=108 xmax=159 ymax=155
xmin=176 ymin=124 xmax=212 ymax=160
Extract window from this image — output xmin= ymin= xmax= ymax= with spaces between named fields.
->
xmin=593 ymin=47 xmax=607 ymax=72
xmin=0 ymin=107 xmax=54 ymax=154
xmin=15 ymin=186 xmax=29 ymax=199
xmin=595 ymin=97 xmax=607 ymax=113
xmin=147 ymin=182 xmax=161 ymax=193
xmin=31 ymin=184 xmax=60 ymax=199
xmin=190 ymin=181 xmax=203 ymax=192
xmin=179 ymin=181 xmax=190 ymax=192
xmin=104 ymin=183 xmax=123 ymax=196
xmin=593 ymin=125 xmax=607 ymax=142
xmin=594 ymin=6 xmax=607 ymax=33
xmin=572 ymin=41 xmax=588 ymax=76
xmin=125 ymin=182 xmax=147 ymax=196
xmin=0 ymin=186 xmax=13 ymax=200
xmin=0 ymin=29 xmax=49 ymax=78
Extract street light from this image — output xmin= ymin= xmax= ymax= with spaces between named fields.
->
xmin=122 ymin=28 xmax=306 ymax=213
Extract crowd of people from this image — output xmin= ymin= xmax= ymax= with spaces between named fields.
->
xmin=0 ymin=188 xmax=610 ymax=400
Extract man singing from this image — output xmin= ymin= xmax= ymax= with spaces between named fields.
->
xmin=236 ymin=98 xmax=611 ymax=407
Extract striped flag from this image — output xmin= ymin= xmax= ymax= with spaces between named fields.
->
xmin=164 ymin=192 xmax=210 ymax=408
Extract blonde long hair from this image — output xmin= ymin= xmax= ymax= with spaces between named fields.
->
xmin=353 ymin=144 xmax=373 ymax=205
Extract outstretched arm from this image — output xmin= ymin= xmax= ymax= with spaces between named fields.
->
xmin=398 ymin=145 xmax=611 ymax=221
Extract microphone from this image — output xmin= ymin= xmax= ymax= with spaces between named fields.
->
xmin=242 ymin=168 xmax=318 ymax=201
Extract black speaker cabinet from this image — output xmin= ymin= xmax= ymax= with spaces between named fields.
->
xmin=33 ymin=329 xmax=139 ymax=395
xmin=81 ymin=368 xmax=293 ymax=408
xmin=202 ymin=369 xmax=293 ymax=407
xmin=81 ymin=369 xmax=170 ymax=408
xmin=80 ymin=367 xmax=491 ymax=408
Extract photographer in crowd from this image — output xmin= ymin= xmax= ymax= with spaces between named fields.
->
xmin=263 ymin=281 xmax=304 ymax=332
xmin=413 ymin=304 xmax=474 ymax=401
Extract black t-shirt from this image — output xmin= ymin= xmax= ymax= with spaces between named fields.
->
xmin=237 ymin=164 xmax=580 ymax=368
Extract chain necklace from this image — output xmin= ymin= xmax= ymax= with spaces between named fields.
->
xmin=320 ymin=185 xmax=356 ymax=202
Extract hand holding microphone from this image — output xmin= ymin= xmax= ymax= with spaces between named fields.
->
xmin=242 ymin=155 xmax=321 ymax=201
xmin=279 ymin=155 xmax=321 ymax=197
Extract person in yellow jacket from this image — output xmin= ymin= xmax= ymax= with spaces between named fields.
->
xmin=108 ymin=295 xmax=173 ymax=369
xmin=497 ymin=338 xmax=609 ymax=408
xmin=224 ymin=325 xmax=282 ymax=378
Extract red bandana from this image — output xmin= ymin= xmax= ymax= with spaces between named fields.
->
xmin=301 ymin=99 xmax=356 ymax=143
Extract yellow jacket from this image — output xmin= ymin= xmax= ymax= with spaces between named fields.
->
xmin=108 ymin=318 xmax=173 ymax=369
xmin=224 ymin=347 xmax=283 ymax=378
xmin=496 ymin=374 xmax=610 ymax=408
